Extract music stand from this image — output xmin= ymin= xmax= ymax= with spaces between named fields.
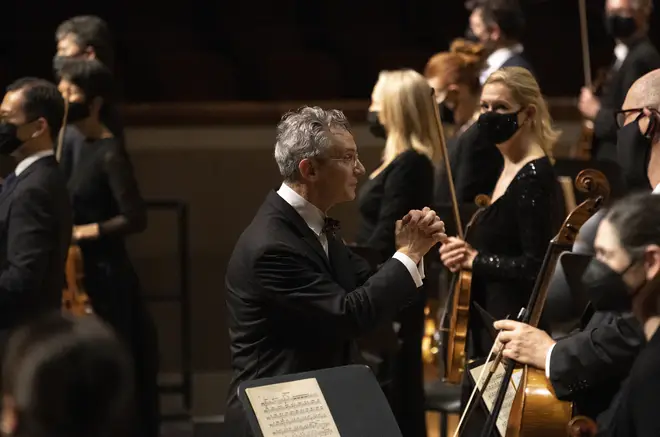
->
xmin=542 ymin=252 xmax=593 ymax=338
xmin=238 ymin=365 xmax=403 ymax=437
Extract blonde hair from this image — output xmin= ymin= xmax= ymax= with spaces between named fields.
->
xmin=371 ymin=69 xmax=443 ymax=177
xmin=424 ymin=38 xmax=486 ymax=93
xmin=484 ymin=67 xmax=561 ymax=158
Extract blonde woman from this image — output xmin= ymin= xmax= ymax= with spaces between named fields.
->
xmin=357 ymin=69 xmax=441 ymax=437
xmin=438 ymin=66 xmax=565 ymax=433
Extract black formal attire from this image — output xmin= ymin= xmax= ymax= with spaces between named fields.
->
xmin=460 ymin=157 xmax=564 ymax=436
xmin=0 ymin=153 xmax=71 ymax=344
xmin=479 ymin=48 xmax=536 ymax=85
xmin=592 ymin=38 xmax=660 ymax=161
xmin=61 ymin=137 xmax=160 ymax=437
xmin=501 ymin=52 xmax=535 ymax=77
xmin=435 ymin=122 xmax=503 ymax=206
xmin=224 ymin=187 xmax=425 ymax=437
xmin=355 ymin=149 xmax=434 ymax=437
xmin=600 ymin=328 xmax=660 ymax=437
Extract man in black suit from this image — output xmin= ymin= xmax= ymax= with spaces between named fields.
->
xmin=0 ymin=78 xmax=72 ymax=338
xmin=491 ymin=68 xmax=660 ymax=431
xmin=224 ymin=106 xmax=446 ymax=436
xmin=465 ymin=0 xmax=534 ymax=84
xmin=579 ymin=0 xmax=660 ymax=162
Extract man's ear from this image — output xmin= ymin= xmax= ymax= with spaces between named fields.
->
xmin=298 ymin=158 xmax=318 ymax=182
xmin=489 ymin=23 xmax=502 ymax=41
xmin=91 ymin=96 xmax=104 ymax=115
xmin=32 ymin=118 xmax=48 ymax=139
xmin=645 ymin=244 xmax=660 ymax=281
xmin=84 ymin=46 xmax=97 ymax=60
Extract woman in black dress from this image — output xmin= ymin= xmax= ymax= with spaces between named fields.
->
xmin=56 ymin=58 xmax=160 ymax=437
xmin=439 ymin=67 xmax=565 ymax=435
xmin=359 ymin=69 xmax=441 ymax=437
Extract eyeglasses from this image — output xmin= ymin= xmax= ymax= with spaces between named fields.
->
xmin=615 ymin=108 xmax=658 ymax=128
xmin=329 ymin=153 xmax=361 ymax=167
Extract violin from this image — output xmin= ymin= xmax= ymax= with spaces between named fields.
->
xmin=503 ymin=170 xmax=610 ymax=437
xmin=567 ymin=416 xmax=598 ymax=437
xmin=55 ymin=97 xmax=94 ymax=317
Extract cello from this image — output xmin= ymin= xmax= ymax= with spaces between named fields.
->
xmin=480 ymin=169 xmax=610 ymax=437
xmin=56 ymin=96 xmax=94 ymax=317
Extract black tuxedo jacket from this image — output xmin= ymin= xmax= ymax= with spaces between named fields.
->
xmin=592 ymin=38 xmax=660 ymax=161
xmin=0 ymin=156 xmax=72 ymax=331
xmin=501 ymin=51 xmax=536 ymax=79
xmin=224 ymin=190 xmax=419 ymax=436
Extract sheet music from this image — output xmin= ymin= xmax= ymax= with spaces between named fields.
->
xmin=469 ymin=363 xmax=523 ymax=436
xmin=245 ymin=378 xmax=341 ymax=437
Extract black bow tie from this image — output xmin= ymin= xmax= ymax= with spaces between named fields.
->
xmin=322 ymin=217 xmax=341 ymax=236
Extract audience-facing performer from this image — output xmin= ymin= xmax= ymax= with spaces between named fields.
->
xmin=224 ymin=106 xmax=446 ymax=437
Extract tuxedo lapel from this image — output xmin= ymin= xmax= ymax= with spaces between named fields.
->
xmin=327 ymin=236 xmax=356 ymax=291
xmin=266 ymin=191 xmax=332 ymax=272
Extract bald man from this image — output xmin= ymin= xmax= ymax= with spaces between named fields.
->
xmin=490 ymin=69 xmax=660 ymax=429
xmin=579 ymin=0 xmax=660 ymax=162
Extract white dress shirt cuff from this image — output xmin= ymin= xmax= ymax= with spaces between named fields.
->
xmin=545 ymin=343 xmax=556 ymax=379
xmin=393 ymin=252 xmax=425 ymax=288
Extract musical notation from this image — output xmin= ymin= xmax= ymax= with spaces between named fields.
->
xmin=469 ymin=363 xmax=522 ymax=436
xmin=245 ymin=378 xmax=340 ymax=437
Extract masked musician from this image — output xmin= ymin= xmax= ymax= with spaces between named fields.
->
xmin=0 ymin=79 xmax=71 ymax=358
xmin=423 ymin=39 xmax=503 ymax=206
xmin=578 ymin=0 xmax=660 ymax=162
xmin=493 ymin=68 xmax=660 ymax=431
xmin=439 ymin=67 xmax=565 ymax=435
xmin=55 ymin=59 xmax=159 ymax=437
xmin=464 ymin=0 xmax=535 ymax=85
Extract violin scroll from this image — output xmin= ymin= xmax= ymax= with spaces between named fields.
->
xmin=575 ymin=169 xmax=610 ymax=202
xmin=567 ymin=416 xmax=598 ymax=437
xmin=474 ymin=194 xmax=491 ymax=208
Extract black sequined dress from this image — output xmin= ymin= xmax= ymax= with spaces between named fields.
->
xmin=465 ymin=156 xmax=564 ymax=359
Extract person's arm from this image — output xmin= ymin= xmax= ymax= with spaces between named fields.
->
xmin=96 ymin=147 xmax=147 ymax=236
xmin=0 ymin=187 xmax=57 ymax=298
xmin=255 ymin=244 xmax=421 ymax=339
xmin=471 ymin=172 xmax=553 ymax=282
xmin=547 ymin=314 xmax=644 ymax=400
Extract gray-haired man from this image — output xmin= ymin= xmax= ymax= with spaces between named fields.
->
xmin=224 ymin=106 xmax=445 ymax=436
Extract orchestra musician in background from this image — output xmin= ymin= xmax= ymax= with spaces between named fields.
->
xmin=578 ymin=0 xmax=660 ymax=163
xmin=55 ymin=58 xmax=160 ymax=437
xmin=424 ymin=39 xmax=503 ymax=205
xmin=359 ymin=69 xmax=441 ymax=437
xmin=0 ymin=79 xmax=72 ymax=364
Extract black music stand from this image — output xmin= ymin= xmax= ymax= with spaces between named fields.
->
xmin=238 ymin=365 xmax=403 ymax=437
xmin=553 ymin=158 xmax=624 ymax=203
xmin=542 ymin=252 xmax=593 ymax=338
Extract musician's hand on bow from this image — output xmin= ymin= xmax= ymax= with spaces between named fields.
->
xmin=578 ymin=87 xmax=601 ymax=120
xmin=492 ymin=320 xmax=556 ymax=370
xmin=439 ymin=237 xmax=477 ymax=272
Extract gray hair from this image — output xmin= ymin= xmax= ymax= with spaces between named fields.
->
xmin=274 ymin=106 xmax=352 ymax=181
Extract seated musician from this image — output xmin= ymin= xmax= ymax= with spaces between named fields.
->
xmin=438 ymin=66 xmax=565 ymax=434
xmin=0 ymin=313 xmax=134 ymax=437
xmin=224 ymin=106 xmax=446 ymax=437
xmin=423 ymin=39 xmax=503 ymax=205
xmin=492 ymin=68 xmax=660 ymax=431
xmin=464 ymin=0 xmax=535 ymax=84
xmin=578 ymin=0 xmax=660 ymax=163
xmin=358 ymin=69 xmax=441 ymax=436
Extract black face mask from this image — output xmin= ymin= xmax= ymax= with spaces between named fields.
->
xmin=367 ymin=111 xmax=387 ymax=139
xmin=605 ymin=14 xmax=638 ymax=40
xmin=465 ymin=27 xmax=479 ymax=43
xmin=67 ymin=101 xmax=91 ymax=123
xmin=0 ymin=123 xmax=25 ymax=155
xmin=477 ymin=109 xmax=523 ymax=145
xmin=581 ymin=258 xmax=644 ymax=312
xmin=617 ymin=113 xmax=655 ymax=191
xmin=52 ymin=55 xmax=68 ymax=78
xmin=438 ymin=101 xmax=456 ymax=126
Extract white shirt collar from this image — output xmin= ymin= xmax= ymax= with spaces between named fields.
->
xmin=653 ymin=184 xmax=660 ymax=194
xmin=480 ymin=43 xmax=524 ymax=84
xmin=14 ymin=150 xmax=54 ymax=176
xmin=276 ymin=183 xmax=325 ymax=237
xmin=614 ymin=43 xmax=629 ymax=69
